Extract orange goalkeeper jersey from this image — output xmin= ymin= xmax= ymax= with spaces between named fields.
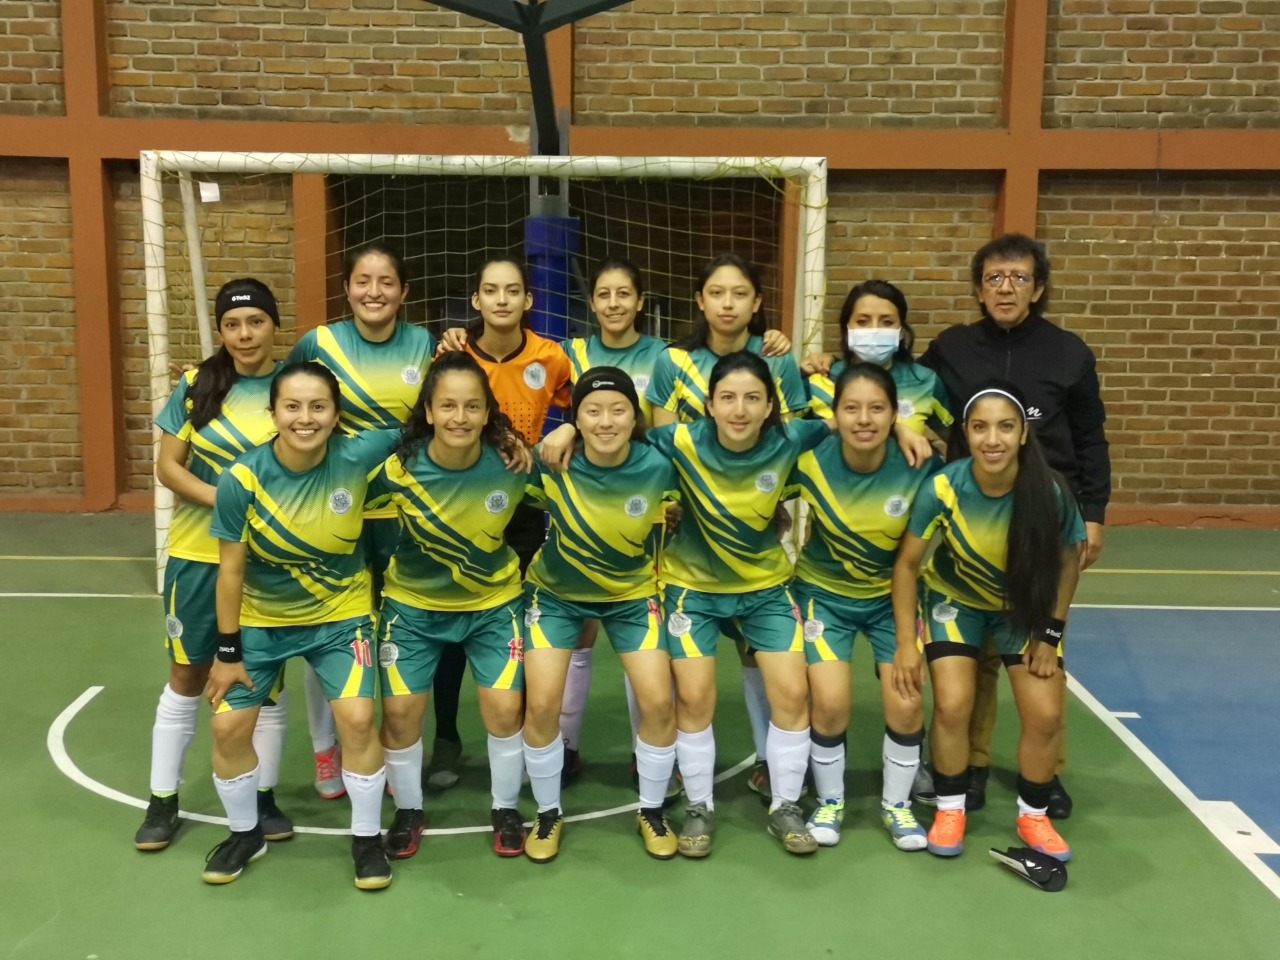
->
xmin=465 ymin=330 xmax=572 ymax=443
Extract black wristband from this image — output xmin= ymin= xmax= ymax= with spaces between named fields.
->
xmin=216 ymin=630 xmax=243 ymax=663
xmin=1038 ymin=617 xmax=1067 ymax=648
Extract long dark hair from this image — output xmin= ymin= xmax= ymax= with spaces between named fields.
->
xmin=269 ymin=360 xmax=341 ymax=409
xmin=588 ymin=257 xmax=647 ymax=335
xmin=394 ymin=351 xmax=518 ymax=466
xmin=188 ymin=278 xmax=280 ymax=431
xmin=837 ymin=279 xmax=915 ymax=365
xmin=466 ymin=256 xmax=532 ymax=341
xmin=676 ymin=253 xmax=769 ymax=351
xmin=344 ymin=242 xmax=409 ymax=289
xmin=833 ymin=361 xmax=899 ymax=414
xmin=707 ymin=351 xmax=784 ymax=437
xmin=964 ymin=381 xmax=1069 ymax=637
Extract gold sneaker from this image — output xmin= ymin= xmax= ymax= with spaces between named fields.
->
xmin=525 ymin=809 xmax=563 ymax=864
xmin=637 ymin=807 xmax=678 ymax=860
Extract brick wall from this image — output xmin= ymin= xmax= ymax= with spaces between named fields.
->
xmin=1044 ymin=1 xmax=1280 ymax=129
xmin=113 ymin=166 xmax=296 ymax=491
xmin=106 ymin=0 xmax=529 ymax=124
xmin=1039 ymin=176 xmax=1280 ymax=506
xmin=0 ymin=159 xmax=81 ymax=493
xmin=0 ymin=1 xmax=64 ymax=116
xmin=575 ymin=0 xmax=1006 ymax=127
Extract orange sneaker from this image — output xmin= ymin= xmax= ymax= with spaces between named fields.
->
xmin=927 ymin=809 xmax=966 ymax=857
xmin=314 ymin=744 xmax=345 ymax=800
xmin=1018 ymin=814 xmax=1071 ymax=862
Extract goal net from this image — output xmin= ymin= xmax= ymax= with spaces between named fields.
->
xmin=140 ymin=152 xmax=829 ymax=588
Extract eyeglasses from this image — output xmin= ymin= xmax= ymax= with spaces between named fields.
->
xmin=983 ymin=271 xmax=1035 ymax=289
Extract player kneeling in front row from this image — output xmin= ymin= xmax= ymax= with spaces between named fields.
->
xmin=891 ymin=383 xmax=1082 ymax=862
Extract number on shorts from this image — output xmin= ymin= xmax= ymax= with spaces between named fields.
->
xmin=350 ymin=636 xmax=373 ymax=668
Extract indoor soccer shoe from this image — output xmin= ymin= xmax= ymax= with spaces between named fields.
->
xmin=313 ymin=744 xmax=345 ymax=800
xmin=677 ymin=803 xmax=715 ymax=859
xmin=425 ymin=737 xmax=463 ymax=791
xmin=384 ymin=808 xmax=425 ymax=860
xmin=746 ymin=760 xmax=771 ymax=800
xmin=1017 ymin=814 xmax=1072 ymax=862
xmin=256 ymin=789 xmax=294 ymax=841
xmin=134 ymin=793 xmax=180 ymax=851
xmin=1047 ymin=776 xmax=1073 ymax=821
xmin=352 ymin=834 xmax=393 ymax=890
xmin=927 ymin=809 xmax=966 ymax=857
xmin=491 ymin=807 xmax=527 ymax=857
xmin=880 ymin=802 xmax=928 ymax=851
xmin=201 ymin=828 xmax=267 ymax=884
xmin=637 ymin=807 xmax=678 ymax=860
xmin=806 ymin=799 xmax=845 ymax=847
xmin=769 ymin=802 xmax=818 ymax=855
xmin=561 ymin=749 xmax=583 ymax=788
xmin=525 ymin=809 xmax=564 ymax=864
xmin=911 ymin=762 xmax=938 ymax=806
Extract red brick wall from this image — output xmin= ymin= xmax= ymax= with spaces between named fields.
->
xmin=1044 ymin=1 xmax=1280 ymax=129
xmin=0 ymin=159 xmax=81 ymax=493
xmin=0 ymin=1 xmax=64 ymax=116
xmin=105 ymin=0 xmax=530 ymax=124
xmin=1039 ymin=176 xmax=1280 ymax=506
xmin=575 ymin=0 xmax=1006 ymax=127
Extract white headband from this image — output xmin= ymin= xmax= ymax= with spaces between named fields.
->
xmin=963 ymin=388 xmax=1026 ymax=421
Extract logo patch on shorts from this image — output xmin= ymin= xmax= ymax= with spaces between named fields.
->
xmin=401 ymin=365 xmax=421 ymax=386
xmin=884 ymin=495 xmax=909 ymax=518
xmin=378 ymin=642 xmax=399 ymax=667
xmin=898 ymin=399 xmax=916 ymax=419
xmin=625 ymin=495 xmax=648 ymax=518
xmin=523 ymin=362 xmax=547 ymax=390
xmin=165 ymin=615 xmax=183 ymax=640
xmin=755 ymin=471 xmax=779 ymax=494
xmin=632 ymin=374 xmax=651 ymax=393
xmin=931 ymin=602 xmax=959 ymax=624
xmin=803 ymin=618 xmax=824 ymax=642
xmin=485 ymin=490 xmax=510 ymax=514
xmin=524 ymin=606 xmax=541 ymax=627
xmin=330 ymin=488 xmax=353 ymax=515
xmin=667 ymin=611 xmax=692 ymax=637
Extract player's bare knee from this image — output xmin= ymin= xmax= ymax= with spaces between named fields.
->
xmin=169 ymin=661 xmax=209 ymax=697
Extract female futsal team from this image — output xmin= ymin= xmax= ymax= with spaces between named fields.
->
xmin=135 ymin=247 xmax=1083 ymax=889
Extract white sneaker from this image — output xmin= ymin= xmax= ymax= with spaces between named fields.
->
xmin=805 ymin=798 xmax=845 ymax=847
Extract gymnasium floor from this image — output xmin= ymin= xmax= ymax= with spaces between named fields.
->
xmin=2 ymin=514 xmax=1278 ymax=959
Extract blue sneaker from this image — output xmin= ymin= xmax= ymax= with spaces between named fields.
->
xmin=881 ymin=802 xmax=928 ymax=851
xmin=806 ymin=799 xmax=845 ymax=847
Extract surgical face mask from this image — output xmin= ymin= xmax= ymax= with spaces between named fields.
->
xmin=847 ymin=328 xmax=900 ymax=365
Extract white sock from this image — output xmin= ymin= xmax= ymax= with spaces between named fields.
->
xmin=213 ymin=765 xmax=260 ymax=833
xmin=766 ymin=723 xmax=810 ymax=810
xmin=523 ymin=736 xmax=563 ymax=813
xmin=1018 ymin=795 xmax=1049 ymax=818
xmin=882 ymin=729 xmax=923 ymax=807
xmin=252 ymin=689 xmax=289 ymax=791
xmin=741 ymin=666 xmax=771 ymax=760
xmin=675 ymin=726 xmax=715 ymax=809
xmin=635 ymin=737 xmax=676 ymax=809
xmin=385 ymin=740 xmax=424 ymax=811
xmin=809 ymin=734 xmax=846 ymax=803
xmin=488 ymin=730 xmax=525 ymax=810
xmin=342 ymin=767 xmax=386 ymax=838
xmin=937 ymin=793 xmax=966 ymax=812
xmin=559 ymin=648 xmax=594 ymax=752
xmin=303 ymin=663 xmax=335 ymax=753
xmin=149 ymin=684 xmax=200 ymax=794
xmin=623 ymin=674 xmax=641 ymax=750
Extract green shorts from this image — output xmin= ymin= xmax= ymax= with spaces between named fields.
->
xmin=220 ymin=615 xmax=378 ymax=712
xmin=793 ymin=580 xmax=896 ymax=665
xmin=661 ymin=583 xmax=804 ymax=660
xmin=523 ymin=584 xmax=667 ymax=656
xmin=378 ymin=595 xmax=524 ymax=695
xmin=163 ymin=557 xmax=219 ymax=666
xmin=920 ymin=588 xmax=1063 ymax=665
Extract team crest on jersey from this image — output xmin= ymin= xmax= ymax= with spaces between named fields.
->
xmin=625 ymin=495 xmax=648 ymax=518
xmin=165 ymin=615 xmax=183 ymax=640
xmin=523 ymin=362 xmax=547 ymax=389
xmin=931 ymin=602 xmax=959 ymax=624
xmin=401 ymin=365 xmax=421 ymax=386
xmin=803 ymin=618 xmax=824 ymax=642
xmin=667 ymin=611 xmax=692 ymax=637
xmin=378 ymin=641 xmax=399 ymax=668
xmin=755 ymin=471 xmax=779 ymax=493
xmin=508 ymin=635 xmax=525 ymax=662
xmin=330 ymin=488 xmax=353 ymax=515
xmin=524 ymin=606 xmax=541 ymax=627
xmin=898 ymin=399 xmax=916 ymax=419
xmin=884 ymin=496 xmax=909 ymax=518
xmin=485 ymin=491 xmax=510 ymax=514
xmin=633 ymin=374 xmax=651 ymax=393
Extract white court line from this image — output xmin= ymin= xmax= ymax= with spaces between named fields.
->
xmin=3 ymin=593 xmax=157 ymax=600
xmin=1109 ymin=711 xmax=1142 ymax=719
xmin=1073 ymin=604 xmax=1280 ymax=612
xmin=49 ymin=686 xmax=753 ymax=838
xmin=1067 ymin=672 xmax=1280 ymax=901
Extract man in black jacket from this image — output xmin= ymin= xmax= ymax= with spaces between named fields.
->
xmin=918 ymin=232 xmax=1111 ymax=819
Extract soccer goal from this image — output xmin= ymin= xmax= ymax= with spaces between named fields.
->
xmin=140 ymin=152 xmax=829 ymax=589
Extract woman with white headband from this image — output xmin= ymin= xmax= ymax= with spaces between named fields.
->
xmin=890 ymin=381 xmax=1084 ymax=864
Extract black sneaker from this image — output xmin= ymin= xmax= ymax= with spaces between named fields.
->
xmin=134 ymin=793 xmax=180 ymax=851
xmin=385 ymin=808 xmax=426 ymax=860
xmin=1047 ymin=776 xmax=1073 ymax=820
xmin=561 ymin=748 xmax=583 ymax=787
xmin=967 ymin=765 xmax=990 ymax=812
xmin=256 ymin=789 xmax=294 ymax=841
xmin=491 ymin=807 xmax=527 ymax=857
xmin=352 ymin=834 xmax=392 ymax=890
xmin=201 ymin=828 xmax=266 ymax=884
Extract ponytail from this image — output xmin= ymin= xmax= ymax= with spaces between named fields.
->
xmin=1004 ymin=420 xmax=1069 ymax=637
xmin=186 ymin=348 xmax=239 ymax=431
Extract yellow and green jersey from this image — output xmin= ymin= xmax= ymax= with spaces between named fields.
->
xmin=646 ymin=335 xmax=808 ymax=423
xmin=211 ymin=431 xmax=397 ymax=627
xmin=524 ymin=442 xmax=679 ymax=603
xmin=565 ymin=333 xmax=667 ymax=426
xmin=789 ymin=436 xmax=942 ymax=600
xmin=157 ymin=364 xmax=280 ymax=564
xmin=908 ymin=459 xmax=1087 ymax=611
xmin=365 ymin=445 xmax=528 ymax=612
xmin=808 ymin=359 xmax=953 ymax=436
xmin=650 ymin=417 xmax=830 ymax=594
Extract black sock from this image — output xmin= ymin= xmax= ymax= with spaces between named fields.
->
xmin=1017 ymin=773 xmax=1053 ymax=811
xmin=432 ymin=644 xmax=467 ymax=743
